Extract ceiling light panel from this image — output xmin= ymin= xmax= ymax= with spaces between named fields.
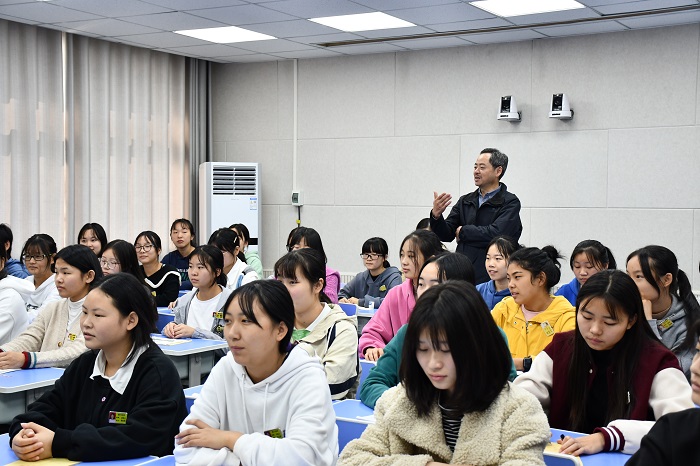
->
xmin=309 ymin=12 xmax=415 ymax=32
xmin=470 ymin=0 xmax=585 ymax=17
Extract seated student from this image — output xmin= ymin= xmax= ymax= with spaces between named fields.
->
xmin=162 ymin=218 xmax=196 ymax=290
xmin=627 ymin=315 xmax=700 ymax=465
xmin=19 ymin=234 xmax=61 ymax=321
xmin=626 ymin=245 xmax=700 ymax=379
xmin=9 ymin=273 xmax=188 ymax=462
xmin=359 ymin=230 xmax=445 ymax=361
xmin=338 ymin=237 xmax=402 ymax=309
xmin=0 ymin=223 xmax=28 ymax=278
xmin=556 ymin=240 xmax=616 ymax=306
xmin=360 ymin=252 xmax=518 ymax=409
xmin=287 ymin=226 xmax=341 ymax=303
xmin=492 ymin=246 xmax=576 ymax=371
xmin=0 ymin=245 xmax=102 ymax=369
xmin=276 ymin=248 xmax=359 ymax=400
xmin=174 ymin=280 xmax=338 ymax=466
xmin=230 ymin=223 xmax=263 ymax=278
xmin=208 ymin=228 xmax=259 ymax=290
xmin=340 ymin=282 xmax=550 ymax=465
xmin=476 ymin=235 xmax=521 ymax=309
xmin=163 ymin=245 xmax=232 ymax=342
xmin=515 ymin=270 xmax=693 ymax=456
xmin=135 ymin=231 xmax=180 ymax=307
xmin=77 ymin=222 xmax=108 ymax=256
xmin=99 ymin=240 xmax=145 ymax=282
xmin=0 ymin=246 xmax=28 ymax=345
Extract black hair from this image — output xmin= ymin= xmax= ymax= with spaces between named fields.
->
xmin=0 ymin=244 xmax=7 ymax=280
xmin=224 ymin=280 xmax=295 ymax=354
xmin=570 ymin=240 xmax=617 ymax=271
xmin=480 ymin=148 xmax=508 ymax=180
xmin=91 ymin=273 xmax=157 ymax=360
xmin=189 ymin=245 xmax=227 ymax=289
xmin=54 ymin=244 xmax=103 ymax=289
xmin=134 ymin=230 xmax=163 ymax=255
xmin=170 ymin=218 xmax=197 ymax=247
xmin=102 ymin=240 xmax=146 ymax=282
xmin=229 ymin=223 xmax=251 ymax=263
xmin=486 ymin=235 xmax=521 ymax=261
xmin=207 ymin=228 xmax=241 ymax=261
xmin=362 ymin=237 xmax=391 ymax=268
xmin=286 ymin=226 xmax=328 ymax=264
xmin=77 ymin=223 xmax=108 ymax=255
xmin=274 ymin=248 xmax=330 ymax=304
xmin=400 ymin=230 xmax=446 ymax=281
xmin=626 ymin=245 xmax=700 ymax=351
xmin=419 ymin=252 xmax=476 ymax=287
xmin=508 ymin=246 xmax=563 ymax=293
xmin=567 ymin=270 xmax=659 ymax=431
xmin=20 ymin=234 xmax=58 ymax=274
xmin=401 ymin=282 xmax=511 ymax=416
xmin=0 ymin=223 xmax=14 ymax=256
xmin=415 ymin=218 xmax=431 ymax=230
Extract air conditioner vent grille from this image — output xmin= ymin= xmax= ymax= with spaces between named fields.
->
xmin=212 ymin=166 xmax=257 ymax=196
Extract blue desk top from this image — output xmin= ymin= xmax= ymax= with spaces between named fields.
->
xmin=184 ymin=385 xmax=202 ymax=398
xmin=550 ymin=429 xmax=630 ymax=466
xmin=137 ymin=455 xmax=175 ymax=465
xmin=152 ymin=335 xmax=228 ymax=356
xmin=333 ymin=399 xmax=374 ymax=422
xmin=157 ymin=308 xmax=173 ymax=315
xmin=0 ymin=433 xmax=156 ymax=466
xmin=0 ymin=367 xmax=64 ymax=394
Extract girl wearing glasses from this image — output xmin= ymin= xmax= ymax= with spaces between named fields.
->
xmin=339 ymin=237 xmax=401 ymax=309
xmin=100 ymin=240 xmax=145 ymax=282
xmin=0 ymin=245 xmax=102 ymax=369
xmin=20 ymin=234 xmax=61 ymax=321
xmin=135 ymin=231 xmax=180 ymax=308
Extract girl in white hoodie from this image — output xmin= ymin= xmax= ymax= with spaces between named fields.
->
xmin=174 ymin=280 xmax=338 ymax=466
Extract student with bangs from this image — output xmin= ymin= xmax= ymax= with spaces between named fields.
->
xmin=135 ymin=231 xmax=180 ymax=307
xmin=286 ymin=226 xmax=341 ymax=303
xmin=229 ymin=223 xmax=263 ymax=278
xmin=0 ymin=245 xmax=102 ymax=369
xmin=359 ymin=252 xmax=518 ymax=409
xmin=99 ymin=240 xmax=145 ymax=282
xmin=476 ymin=235 xmax=521 ymax=309
xmin=163 ymin=245 xmax=232 ymax=342
xmin=77 ymin=223 xmax=108 ymax=257
xmin=515 ymin=270 xmax=693 ymax=456
xmin=626 ymin=245 xmax=700 ymax=378
xmin=10 ymin=273 xmax=187 ymax=462
xmin=18 ymin=234 xmax=61 ymax=321
xmin=276 ymin=248 xmax=359 ymax=400
xmin=491 ymin=246 xmax=576 ymax=371
xmin=208 ymin=228 xmax=259 ymax=291
xmin=339 ymin=237 xmax=402 ymax=309
xmin=556 ymin=240 xmax=616 ymax=306
xmin=162 ymin=218 xmax=197 ymax=290
xmin=340 ymin=282 xmax=550 ymax=465
xmin=174 ymin=280 xmax=338 ymax=466
xmin=359 ymin=230 xmax=445 ymax=361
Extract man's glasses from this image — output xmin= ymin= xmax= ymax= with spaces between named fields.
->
xmin=22 ymin=254 xmax=49 ymax=262
xmin=135 ymin=244 xmax=154 ymax=252
xmin=99 ymin=259 xmax=120 ymax=270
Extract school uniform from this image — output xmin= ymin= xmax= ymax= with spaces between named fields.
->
xmin=338 ymin=266 xmax=402 ymax=308
xmin=514 ymin=331 xmax=694 ymax=454
xmin=476 ymin=279 xmax=511 ymax=309
xmin=168 ymin=286 xmax=233 ymax=341
xmin=358 ymin=279 xmax=415 ymax=356
xmin=554 ymin=277 xmax=580 ymax=306
xmin=9 ymin=344 xmax=187 ymax=461
xmin=162 ymin=250 xmax=193 ymax=290
xmin=626 ymin=408 xmax=700 ymax=465
xmin=647 ymin=295 xmax=696 ymax=379
xmin=225 ymin=259 xmax=259 ymax=290
xmin=142 ymin=264 xmax=180 ymax=307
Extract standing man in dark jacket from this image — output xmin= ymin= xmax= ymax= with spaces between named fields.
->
xmin=429 ymin=148 xmax=522 ymax=284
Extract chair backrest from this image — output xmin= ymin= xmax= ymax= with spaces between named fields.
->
xmin=338 ymin=302 xmax=356 ymax=316
xmin=543 ymin=451 xmax=583 ymax=466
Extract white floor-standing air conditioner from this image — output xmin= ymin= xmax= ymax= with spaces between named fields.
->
xmin=199 ymin=162 xmax=261 ymax=258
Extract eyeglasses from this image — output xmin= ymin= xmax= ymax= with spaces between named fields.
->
xmin=135 ymin=244 xmax=154 ymax=252
xmin=22 ymin=254 xmax=49 ymax=263
xmin=360 ymin=253 xmax=382 ymax=260
xmin=99 ymin=259 xmax=120 ymax=270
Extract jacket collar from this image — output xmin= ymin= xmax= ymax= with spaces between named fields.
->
xmin=465 ymin=183 xmax=507 ymax=206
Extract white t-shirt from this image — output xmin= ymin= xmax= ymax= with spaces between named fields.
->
xmin=225 ymin=259 xmax=259 ymax=290
xmin=186 ymin=293 xmax=220 ymax=331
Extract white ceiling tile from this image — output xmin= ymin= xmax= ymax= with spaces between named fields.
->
xmin=262 ymin=0 xmax=371 ymax=18
xmin=535 ymin=20 xmax=628 ymax=37
xmin=354 ymin=25 xmax=435 ymax=39
xmin=120 ymin=11 xmax=228 ymax=30
xmin=232 ymin=38 xmax=317 ymax=53
xmin=0 ymin=0 xmax=34 ymax=5
xmin=55 ymin=18 xmax=162 ymax=36
xmin=591 ymin=0 xmax=697 ymax=15
xmin=463 ymin=29 xmax=548 ymax=44
xmin=216 ymin=53 xmax=281 ymax=62
xmin=427 ymin=17 xmax=515 ymax=32
xmin=390 ymin=3 xmax=495 ymax=25
xmin=244 ymin=19 xmax=341 ymax=37
xmin=353 ymin=0 xmax=458 ymax=9
xmin=113 ymin=31 xmax=211 ymax=47
xmin=330 ymin=42 xmax=407 ymax=55
xmin=140 ymin=0 xmax=245 ymax=10
xmin=0 ymin=12 xmax=38 ymax=23
xmin=0 ymin=3 xmax=101 ymax=23
xmin=504 ymin=8 xmax=601 ymax=26
xmin=290 ymin=32 xmax=366 ymax=45
xmin=390 ymin=36 xmax=473 ymax=50
xmin=271 ymin=48 xmax=345 ymax=58
xmin=188 ymin=4 xmax=298 ymax=25
xmin=165 ymin=43 xmax=252 ymax=57
xmin=110 ymin=36 xmax=158 ymax=48
xmin=54 ymin=0 xmax=171 ymax=17
xmin=578 ymin=0 xmax=642 ymax=5
xmin=617 ymin=10 xmax=700 ymax=28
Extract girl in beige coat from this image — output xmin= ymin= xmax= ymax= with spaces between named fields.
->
xmin=340 ymin=282 xmax=550 ymax=466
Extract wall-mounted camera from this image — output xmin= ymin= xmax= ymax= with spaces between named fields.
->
xmin=549 ymin=93 xmax=573 ymax=120
xmin=497 ymin=95 xmax=521 ymax=122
